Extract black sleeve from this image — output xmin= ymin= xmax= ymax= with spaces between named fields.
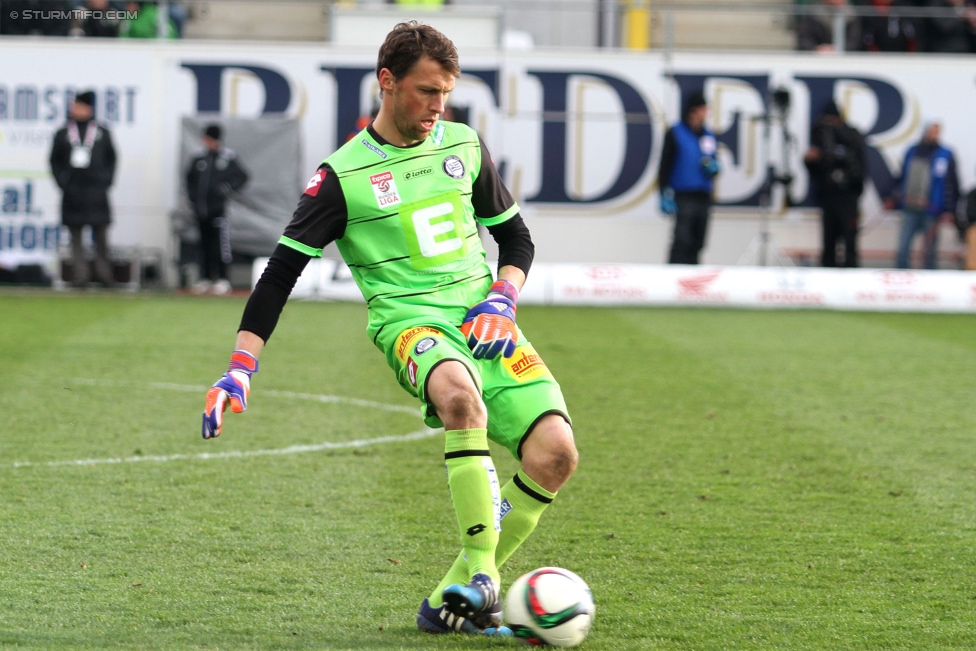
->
xmin=101 ymin=127 xmax=117 ymax=188
xmin=238 ymin=244 xmax=311 ymax=342
xmin=185 ymin=158 xmax=196 ymax=197
xmin=49 ymin=129 xmax=70 ymax=190
xmin=238 ymin=164 xmax=348 ymax=342
xmin=281 ymin=165 xmax=348 ymax=248
xmin=226 ymin=156 xmax=249 ymax=193
xmin=657 ymin=128 xmax=677 ymax=190
xmin=486 ymin=214 xmax=534 ymax=276
xmin=471 ymin=136 xmax=518 ymax=220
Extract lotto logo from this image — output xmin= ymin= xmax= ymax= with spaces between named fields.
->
xmin=304 ymin=169 xmax=326 ymax=196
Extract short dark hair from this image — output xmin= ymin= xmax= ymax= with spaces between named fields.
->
xmin=376 ymin=21 xmax=460 ymax=83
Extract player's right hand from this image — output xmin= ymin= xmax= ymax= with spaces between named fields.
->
xmin=202 ymin=350 xmax=259 ymax=439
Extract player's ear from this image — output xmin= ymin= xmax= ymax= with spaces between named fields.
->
xmin=378 ymin=68 xmax=396 ymax=94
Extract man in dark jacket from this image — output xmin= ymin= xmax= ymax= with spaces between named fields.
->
xmin=49 ymin=90 xmax=117 ymax=288
xmin=185 ymin=124 xmax=249 ymax=295
xmin=804 ymin=100 xmax=868 ymax=267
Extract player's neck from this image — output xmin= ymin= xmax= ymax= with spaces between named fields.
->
xmin=372 ymin=113 xmax=419 ymax=148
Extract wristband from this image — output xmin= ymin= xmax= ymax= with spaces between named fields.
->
xmin=488 ymin=279 xmax=519 ymax=304
xmin=228 ymin=350 xmax=259 ymax=374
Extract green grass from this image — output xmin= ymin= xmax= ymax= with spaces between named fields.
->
xmin=1 ymin=290 xmax=975 ymax=650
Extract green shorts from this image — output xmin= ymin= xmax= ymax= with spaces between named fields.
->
xmin=388 ymin=320 xmax=570 ymax=460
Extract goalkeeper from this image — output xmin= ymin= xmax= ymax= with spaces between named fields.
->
xmin=201 ymin=21 xmax=577 ymax=637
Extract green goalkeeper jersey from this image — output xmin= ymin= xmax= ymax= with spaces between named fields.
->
xmin=279 ymin=121 xmax=520 ymax=358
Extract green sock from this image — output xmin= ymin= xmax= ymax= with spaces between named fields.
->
xmin=443 ymin=428 xmax=500 ymax=586
xmin=429 ymin=469 xmax=555 ymax=606
xmin=494 ymin=469 xmax=556 ymax=567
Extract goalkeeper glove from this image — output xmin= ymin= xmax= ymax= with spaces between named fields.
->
xmin=460 ymin=279 xmax=519 ymax=360
xmin=702 ymin=157 xmax=720 ymax=177
xmin=660 ymin=187 xmax=677 ymax=217
xmin=202 ymin=350 xmax=259 ymax=439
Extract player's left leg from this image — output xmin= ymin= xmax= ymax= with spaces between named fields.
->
xmin=497 ymin=413 xmax=576 ymax=566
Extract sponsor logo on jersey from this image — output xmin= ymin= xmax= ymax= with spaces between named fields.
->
xmin=502 ymin=344 xmax=551 ymax=382
xmin=369 ymin=170 xmax=401 ymax=208
xmin=414 ymin=337 xmax=437 ymax=355
xmin=432 ymin=121 xmax=446 ymax=146
xmin=395 ymin=326 xmax=441 ymax=362
xmin=407 ymin=357 xmax=418 ymax=387
xmin=403 ymin=166 xmax=433 ymax=181
xmin=304 ymin=169 xmax=326 ymax=197
xmin=442 ymin=155 xmax=465 ymax=179
xmin=361 ymin=138 xmax=388 ymax=160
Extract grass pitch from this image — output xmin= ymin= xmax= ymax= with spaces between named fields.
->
xmin=1 ymin=290 xmax=975 ymax=650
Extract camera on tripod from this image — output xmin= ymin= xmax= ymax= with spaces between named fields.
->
xmin=771 ymin=87 xmax=791 ymax=117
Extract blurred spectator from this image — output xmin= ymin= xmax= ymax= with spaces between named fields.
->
xmin=119 ymin=1 xmax=177 ymax=39
xmin=861 ymin=0 xmax=920 ymax=51
xmin=658 ymin=91 xmax=720 ymax=265
xmin=185 ymin=124 xmax=249 ymax=295
xmin=959 ymin=179 xmax=976 ymax=269
xmin=49 ymin=90 xmax=118 ymax=288
xmin=797 ymin=0 xmax=862 ymax=52
xmin=885 ymin=121 xmax=960 ymax=269
xmin=804 ymin=100 xmax=868 ymax=267
xmin=0 ymin=0 xmax=72 ymax=35
xmin=69 ymin=0 xmax=122 ymax=38
xmin=921 ymin=0 xmax=976 ymax=52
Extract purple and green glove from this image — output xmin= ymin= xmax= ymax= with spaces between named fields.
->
xmin=460 ymin=279 xmax=520 ymax=360
xmin=202 ymin=350 xmax=258 ymax=439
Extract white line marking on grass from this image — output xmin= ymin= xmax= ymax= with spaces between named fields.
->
xmin=73 ymin=379 xmax=420 ymax=415
xmin=8 ymin=379 xmax=440 ymax=469
xmin=10 ymin=427 xmax=441 ymax=469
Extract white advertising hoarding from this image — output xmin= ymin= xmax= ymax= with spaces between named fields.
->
xmin=2 ymin=38 xmax=975 ymax=279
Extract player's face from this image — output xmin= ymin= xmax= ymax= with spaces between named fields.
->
xmin=382 ymin=56 xmax=456 ymax=146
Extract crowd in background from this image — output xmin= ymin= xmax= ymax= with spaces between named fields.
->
xmin=0 ymin=1 xmax=186 ymax=38
xmin=796 ymin=0 xmax=976 ymax=53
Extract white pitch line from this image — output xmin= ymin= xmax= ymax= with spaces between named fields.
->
xmin=10 ymin=427 xmax=442 ymax=469
xmin=73 ymin=379 xmax=420 ymax=415
xmin=8 ymin=379 xmax=439 ymax=469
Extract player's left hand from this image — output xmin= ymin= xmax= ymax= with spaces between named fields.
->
xmin=703 ymin=157 xmax=720 ymax=177
xmin=461 ymin=280 xmax=519 ymax=360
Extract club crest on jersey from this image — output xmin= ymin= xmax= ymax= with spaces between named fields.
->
xmin=369 ymin=171 xmax=401 ymax=208
xmin=442 ymin=155 xmax=465 ymax=179
xmin=414 ymin=337 xmax=438 ymax=355
xmin=304 ymin=169 xmax=326 ymax=197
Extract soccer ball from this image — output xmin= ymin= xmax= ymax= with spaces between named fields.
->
xmin=504 ymin=567 xmax=595 ymax=647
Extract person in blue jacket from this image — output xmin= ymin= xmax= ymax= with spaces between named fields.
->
xmin=887 ymin=121 xmax=960 ymax=269
xmin=657 ymin=91 xmax=720 ymax=264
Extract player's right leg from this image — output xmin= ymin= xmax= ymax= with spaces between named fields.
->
xmin=388 ymin=324 xmax=507 ymax=634
xmin=425 ymin=361 xmax=503 ymax=620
